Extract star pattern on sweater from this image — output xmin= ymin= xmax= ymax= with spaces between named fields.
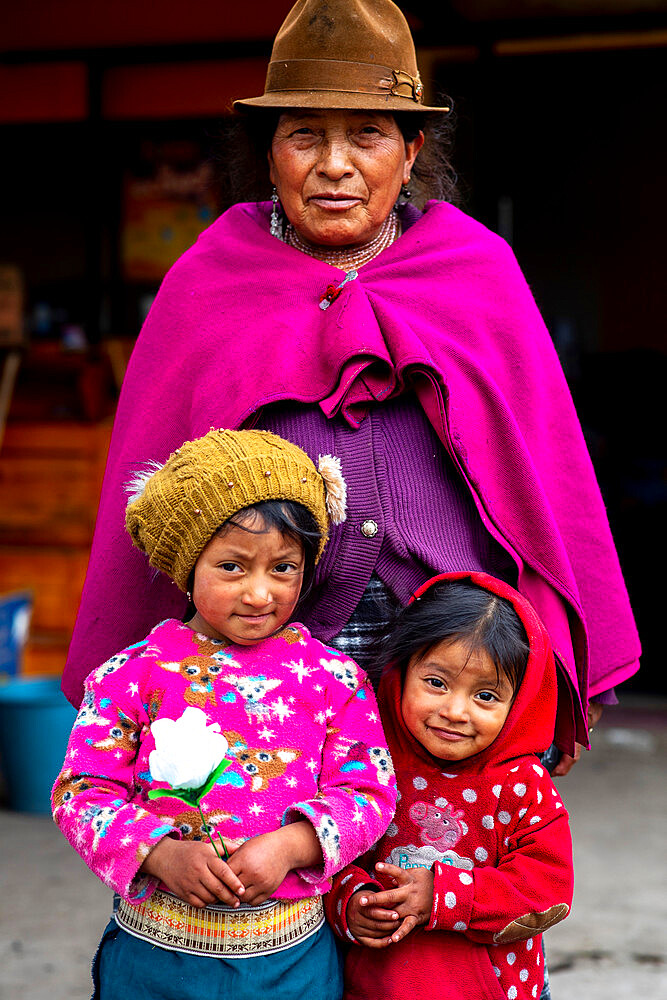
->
xmin=271 ymin=697 xmax=294 ymax=724
xmin=287 ymin=659 xmax=313 ymax=683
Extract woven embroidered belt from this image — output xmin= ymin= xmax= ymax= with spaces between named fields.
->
xmin=115 ymin=889 xmax=324 ymax=958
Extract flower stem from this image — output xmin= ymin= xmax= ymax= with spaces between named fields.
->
xmin=217 ymin=832 xmax=230 ymax=861
xmin=197 ymin=803 xmax=223 ymax=860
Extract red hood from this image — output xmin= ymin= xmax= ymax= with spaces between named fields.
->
xmin=378 ymin=571 xmax=558 ymax=772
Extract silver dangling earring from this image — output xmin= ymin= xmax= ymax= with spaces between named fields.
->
xmin=270 ymin=186 xmax=283 ymax=239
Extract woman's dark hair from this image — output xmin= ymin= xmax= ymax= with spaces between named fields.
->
xmin=214 ymin=101 xmax=459 ymax=212
xmin=375 ymin=579 xmax=530 ymax=695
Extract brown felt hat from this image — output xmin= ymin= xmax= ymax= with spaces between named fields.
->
xmin=233 ymin=0 xmax=450 ymax=114
xmin=125 ymin=429 xmax=347 ymax=592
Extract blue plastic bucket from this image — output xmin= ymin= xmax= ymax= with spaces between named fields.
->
xmin=0 ymin=676 xmax=76 ymax=813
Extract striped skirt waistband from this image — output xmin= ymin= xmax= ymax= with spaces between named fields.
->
xmin=116 ymin=889 xmax=324 ymax=958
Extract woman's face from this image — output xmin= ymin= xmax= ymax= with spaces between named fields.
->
xmin=268 ymin=109 xmax=424 ymax=248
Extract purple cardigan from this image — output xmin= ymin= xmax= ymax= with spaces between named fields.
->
xmin=62 ymin=200 xmax=639 ymax=752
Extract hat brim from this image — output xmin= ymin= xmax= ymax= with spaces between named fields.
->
xmin=233 ymin=91 xmax=449 ymax=114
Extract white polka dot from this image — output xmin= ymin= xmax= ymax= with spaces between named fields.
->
xmin=337 ymin=900 xmax=343 ymax=914
xmin=518 ymin=808 xmax=527 ymax=818
xmin=413 ymin=776 xmax=427 ymax=790
xmin=442 ymin=772 xmax=457 ymax=778
xmin=492 ymin=784 xmax=502 ymax=797
xmin=475 ymin=846 xmax=488 ymax=861
xmin=507 ymin=952 xmax=516 ymax=965
xmin=504 ymin=837 xmax=510 ymax=847
xmin=537 ymin=789 xmax=543 ymax=804
xmin=508 ymin=988 xmax=518 ymax=999
xmin=493 ymin=966 xmax=501 ymax=978
xmin=513 ymin=782 xmax=527 ymax=797
xmin=526 ymin=938 xmax=533 ymax=951
xmin=551 ymin=787 xmax=557 ymax=796
xmin=459 ymin=871 xmax=473 ymax=885
xmin=482 ymin=814 xmax=494 ymax=829
xmin=453 ymin=921 xmax=467 ymax=931
xmin=462 ymin=788 xmax=477 ymax=802
xmin=460 ymin=820 xmax=469 ymax=835
xmin=520 ymin=969 xmax=529 ymax=982
xmin=341 ymin=873 xmax=353 ymax=884
xmin=396 ymin=789 xmax=402 ymax=801
xmin=532 ymin=987 xmax=538 ymax=998
xmin=435 ymin=797 xmax=448 ymax=808
xmin=532 ymin=764 xmax=544 ymax=776
xmin=537 ymin=951 xmax=541 ymax=966
xmin=529 ymin=815 xmax=541 ymax=825
xmin=387 ymin=822 xmax=399 ymax=837
xmin=498 ymin=811 xmax=512 ymax=824
xmin=510 ymin=765 xmax=519 ymax=772
xmin=556 ymin=802 xmax=563 ymax=809
xmin=445 ymin=891 xmax=457 ymax=908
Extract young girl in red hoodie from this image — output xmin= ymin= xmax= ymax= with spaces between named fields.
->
xmin=326 ymin=571 xmax=574 ymax=1000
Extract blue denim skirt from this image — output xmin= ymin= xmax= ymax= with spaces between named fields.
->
xmin=92 ymin=916 xmax=343 ymax=1000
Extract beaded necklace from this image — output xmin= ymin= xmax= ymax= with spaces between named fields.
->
xmin=283 ymin=210 xmax=400 ymax=271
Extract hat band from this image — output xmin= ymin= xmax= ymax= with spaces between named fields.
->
xmin=265 ymin=58 xmax=424 ymax=104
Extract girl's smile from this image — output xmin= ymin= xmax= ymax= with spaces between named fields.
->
xmin=187 ymin=516 xmax=305 ymax=645
xmin=401 ymin=639 xmax=514 ymax=762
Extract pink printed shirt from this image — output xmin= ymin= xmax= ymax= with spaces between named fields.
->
xmin=52 ymin=619 xmax=396 ymax=905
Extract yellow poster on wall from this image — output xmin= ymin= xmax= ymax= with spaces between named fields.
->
xmin=121 ymin=162 xmax=217 ymax=282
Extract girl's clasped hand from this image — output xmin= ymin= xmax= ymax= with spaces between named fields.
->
xmin=347 ymin=861 xmax=434 ymax=947
xmin=139 ymin=836 xmax=246 ymax=909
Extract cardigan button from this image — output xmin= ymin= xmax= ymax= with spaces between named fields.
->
xmin=360 ymin=519 xmax=379 ymax=538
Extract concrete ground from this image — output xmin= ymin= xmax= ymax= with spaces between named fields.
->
xmin=0 ymin=695 xmax=665 ymax=1000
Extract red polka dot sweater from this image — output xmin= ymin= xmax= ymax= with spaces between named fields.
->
xmin=326 ymin=572 xmax=574 ymax=1000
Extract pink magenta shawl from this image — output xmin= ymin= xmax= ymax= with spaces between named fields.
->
xmin=63 ymin=200 xmax=639 ymax=749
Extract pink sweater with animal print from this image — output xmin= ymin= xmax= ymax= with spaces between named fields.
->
xmin=52 ymin=619 xmax=396 ymax=904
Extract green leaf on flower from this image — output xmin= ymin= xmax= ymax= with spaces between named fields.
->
xmin=147 ymin=787 xmax=199 ymax=808
xmin=146 ymin=758 xmax=232 ymax=808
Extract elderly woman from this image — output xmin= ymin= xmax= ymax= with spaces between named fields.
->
xmin=65 ymin=2 xmax=637 ymax=815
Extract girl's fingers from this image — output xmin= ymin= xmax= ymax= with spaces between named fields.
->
xmin=357 ymin=934 xmax=393 ymax=950
xmin=186 ymin=891 xmax=212 ymax=909
xmin=363 ymin=907 xmax=399 ymax=922
xmin=213 ymin=860 xmax=246 ymax=896
xmin=362 ymin=888 xmax=404 ymax=910
xmin=390 ymin=914 xmax=418 ymax=943
xmin=213 ymin=881 xmax=243 ymax=907
xmin=362 ymin=919 xmax=399 ymax=934
xmin=375 ymin=861 xmax=411 ymax=884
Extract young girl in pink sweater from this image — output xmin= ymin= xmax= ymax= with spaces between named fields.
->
xmin=52 ymin=429 xmax=396 ymax=1000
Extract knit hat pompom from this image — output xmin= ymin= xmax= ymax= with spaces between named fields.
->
xmin=125 ymin=429 xmax=345 ymax=591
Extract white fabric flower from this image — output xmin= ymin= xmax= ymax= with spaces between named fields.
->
xmin=149 ymin=707 xmax=229 ymax=789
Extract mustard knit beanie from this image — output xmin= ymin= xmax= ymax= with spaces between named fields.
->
xmin=125 ymin=429 xmax=347 ymax=592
